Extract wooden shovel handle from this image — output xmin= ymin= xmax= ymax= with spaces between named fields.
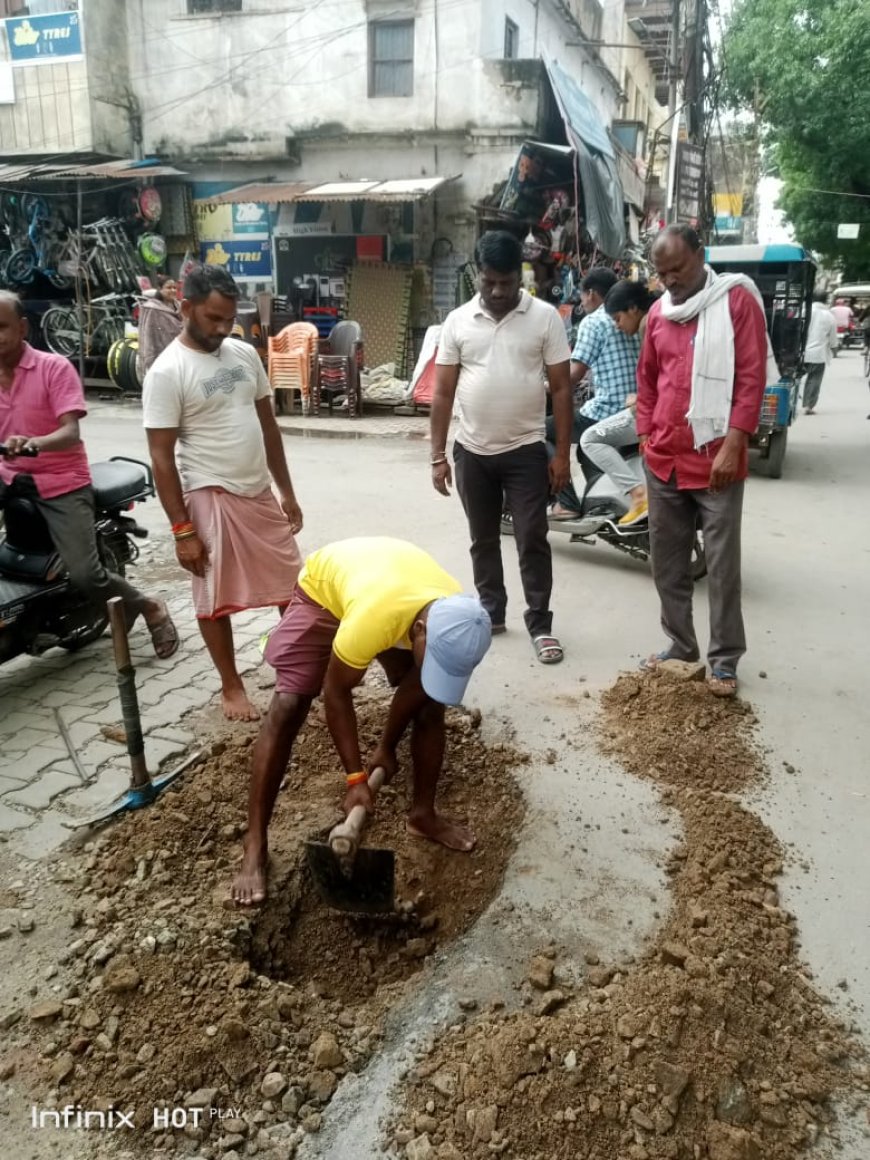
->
xmin=329 ymin=766 xmax=387 ymax=861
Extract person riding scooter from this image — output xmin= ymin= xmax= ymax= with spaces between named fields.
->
xmin=578 ymin=280 xmax=658 ymax=527
xmin=0 ymin=290 xmax=178 ymax=658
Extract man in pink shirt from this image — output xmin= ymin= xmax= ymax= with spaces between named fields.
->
xmin=0 ymin=292 xmax=177 ymax=657
xmin=636 ymin=226 xmax=768 ymax=696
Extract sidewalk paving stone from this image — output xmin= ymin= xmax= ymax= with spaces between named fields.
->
xmin=2 ymin=745 xmax=71 ymax=783
xmin=0 ymin=772 xmax=28 ymax=794
xmin=11 ymin=812 xmax=79 ymax=858
xmin=62 ymin=765 xmax=131 ymax=815
xmin=6 ymin=769 xmax=81 ymax=812
xmin=0 ymin=802 xmax=33 ymax=833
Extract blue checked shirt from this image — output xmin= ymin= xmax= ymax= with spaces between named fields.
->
xmin=571 ymin=307 xmax=642 ymax=422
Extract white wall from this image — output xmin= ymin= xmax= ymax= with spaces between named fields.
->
xmin=129 ymin=0 xmax=626 ymax=159
xmin=0 ymin=0 xmax=132 ymax=157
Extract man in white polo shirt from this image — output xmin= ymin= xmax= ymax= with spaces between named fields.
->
xmin=430 ymin=231 xmax=573 ymax=664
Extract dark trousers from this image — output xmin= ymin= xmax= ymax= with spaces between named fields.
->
xmin=802 ymin=363 xmax=825 ymax=410
xmin=545 ymin=412 xmax=598 ymax=510
xmin=36 ymin=485 xmax=147 ymax=625
xmin=646 ymin=468 xmax=746 ymax=673
xmin=453 ymin=441 xmax=553 ymax=637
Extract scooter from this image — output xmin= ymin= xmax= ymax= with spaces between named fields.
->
xmin=502 ymin=451 xmax=708 ymax=581
xmin=0 ymin=447 xmax=155 ymax=663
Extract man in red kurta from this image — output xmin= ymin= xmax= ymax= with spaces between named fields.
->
xmin=636 ymin=226 xmax=768 ymax=696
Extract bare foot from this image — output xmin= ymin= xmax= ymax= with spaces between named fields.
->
xmin=230 ymin=839 xmax=268 ymax=906
xmin=222 ymin=687 xmax=261 ymax=721
xmin=406 ymin=810 xmax=476 ymax=852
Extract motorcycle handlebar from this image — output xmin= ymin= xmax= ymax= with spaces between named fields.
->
xmin=0 ymin=442 xmax=39 ymax=457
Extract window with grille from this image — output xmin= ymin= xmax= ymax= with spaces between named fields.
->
xmin=368 ymin=19 xmax=414 ymax=98
xmin=0 ymin=1 xmax=80 ymax=13
xmin=187 ymin=0 xmax=243 ymax=14
xmin=504 ymin=17 xmax=519 ymax=60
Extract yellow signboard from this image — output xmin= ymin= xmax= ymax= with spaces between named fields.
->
xmin=713 ymin=192 xmax=744 ymax=217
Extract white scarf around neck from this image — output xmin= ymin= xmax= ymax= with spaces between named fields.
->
xmin=659 ymin=266 xmax=779 ymax=450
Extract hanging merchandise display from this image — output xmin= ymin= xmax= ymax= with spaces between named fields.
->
xmin=138 ymin=232 xmax=167 ymax=267
xmin=137 ymin=187 xmax=162 ymax=224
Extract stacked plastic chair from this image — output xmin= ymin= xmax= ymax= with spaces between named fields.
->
xmin=267 ymin=322 xmax=319 ymax=414
xmin=312 ymin=320 xmax=364 ymax=417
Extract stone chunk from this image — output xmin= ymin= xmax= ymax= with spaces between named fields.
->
xmin=311 ymin=1031 xmax=343 ymax=1070
xmin=706 ymin=1123 xmax=762 ymax=1160
xmin=104 ymin=959 xmax=141 ymax=994
xmin=587 ymin=965 xmax=615 ymax=988
xmin=716 ymin=1078 xmax=753 ymax=1126
xmin=654 ymin=1061 xmax=691 ymax=1100
xmin=51 ymin=1052 xmax=75 ymax=1084
xmin=535 ymin=989 xmax=566 ymax=1016
xmin=528 ymin=955 xmax=555 ymax=991
xmin=406 ymin=1134 xmax=434 ymax=1160
xmin=657 ymin=659 xmax=706 ymax=682
xmin=260 ymin=1072 xmax=288 ymax=1100
xmin=307 ymin=1070 xmax=337 ymax=1103
xmin=187 ymin=1087 xmax=220 ymax=1108
xmin=660 ymin=942 xmax=690 ymax=967
xmin=468 ymin=1104 xmax=499 ymax=1144
xmin=29 ymin=1000 xmax=63 ymax=1023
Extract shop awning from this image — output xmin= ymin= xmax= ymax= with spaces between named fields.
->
xmin=193 ymin=182 xmax=314 ymax=206
xmin=0 ymin=158 xmax=186 ymax=181
xmin=294 ymin=176 xmax=457 ymax=203
xmin=544 ymin=59 xmax=626 ymax=258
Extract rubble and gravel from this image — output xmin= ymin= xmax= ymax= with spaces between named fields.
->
xmin=387 ymin=672 xmax=867 ymax=1159
xmin=0 ymin=683 xmax=524 ymax=1157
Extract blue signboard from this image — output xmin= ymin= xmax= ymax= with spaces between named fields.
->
xmin=231 ymin=202 xmax=270 ymax=236
xmin=5 ymin=12 xmax=83 ymax=64
xmin=200 ymin=240 xmax=272 ymax=280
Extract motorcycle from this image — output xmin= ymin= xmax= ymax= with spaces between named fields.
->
xmin=502 ymin=451 xmax=708 ymax=581
xmin=0 ymin=447 xmax=155 ymax=664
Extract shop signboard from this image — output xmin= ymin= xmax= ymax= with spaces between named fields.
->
xmin=200 ymin=239 xmax=272 ymax=280
xmin=4 ymin=11 xmax=84 ymax=65
xmin=231 ymin=202 xmax=270 ymax=236
xmin=675 ymin=143 xmax=704 ymax=224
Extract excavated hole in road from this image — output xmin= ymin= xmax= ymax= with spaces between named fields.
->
xmin=12 ymin=681 xmax=525 ymax=1154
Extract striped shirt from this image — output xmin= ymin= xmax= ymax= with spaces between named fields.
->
xmin=571 ymin=307 xmax=642 ymax=422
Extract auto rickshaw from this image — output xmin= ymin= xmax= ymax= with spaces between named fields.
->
xmin=706 ymin=244 xmax=816 ymax=478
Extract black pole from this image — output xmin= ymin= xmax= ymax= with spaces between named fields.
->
xmin=76 ymin=179 xmax=85 ymax=385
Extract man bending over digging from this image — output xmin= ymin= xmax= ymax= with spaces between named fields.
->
xmin=231 ymin=537 xmax=492 ymax=906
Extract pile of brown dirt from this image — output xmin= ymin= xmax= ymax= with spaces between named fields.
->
xmin=9 ymin=686 xmax=524 ymax=1156
xmin=599 ymin=671 xmax=762 ymax=794
xmin=388 ymin=673 xmax=866 ymax=1160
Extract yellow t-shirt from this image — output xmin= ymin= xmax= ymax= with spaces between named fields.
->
xmin=299 ymin=538 xmax=463 ymax=670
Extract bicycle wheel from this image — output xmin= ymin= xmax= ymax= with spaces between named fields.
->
xmin=42 ymin=307 xmax=81 ymax=357
xmin=5 ymin=247 xmax=37 ymax=285
xmin=46 ymin=268 xmax=73 ymax=290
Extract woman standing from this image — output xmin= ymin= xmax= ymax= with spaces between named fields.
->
xmin=578 ymin=280 xmax=657 ymax=527
xmin=138 ymin=276 xmax=182 ymax=378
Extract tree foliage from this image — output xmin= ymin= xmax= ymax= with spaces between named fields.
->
xmin=723 ymin=0 xmax=870 ymax=276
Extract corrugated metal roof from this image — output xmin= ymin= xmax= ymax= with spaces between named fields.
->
xmin=294 ymin=175 xmax=457 ymax=202
xmin=192 ymin=182 xmax=313 ymax=206
xmin=0 ymin=158 xmax=186 ymax=182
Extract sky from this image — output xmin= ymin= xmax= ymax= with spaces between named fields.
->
xmin=757 ymin=176 xmax=794 ymax=243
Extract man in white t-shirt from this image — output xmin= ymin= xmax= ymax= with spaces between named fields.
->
xmin=430 ymin=231 xmax=573 ymax=665
xmin=143 ymin=264 xmax=303 ymax=721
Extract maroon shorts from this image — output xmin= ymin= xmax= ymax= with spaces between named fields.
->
xmin=264 ymin=586 xmax=415 ymax=696
xmin=264 ymin=586 xmax=340 ymax=696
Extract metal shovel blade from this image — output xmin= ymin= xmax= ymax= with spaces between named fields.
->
xmin=305 ymin=839 xmax=396 ymax=915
